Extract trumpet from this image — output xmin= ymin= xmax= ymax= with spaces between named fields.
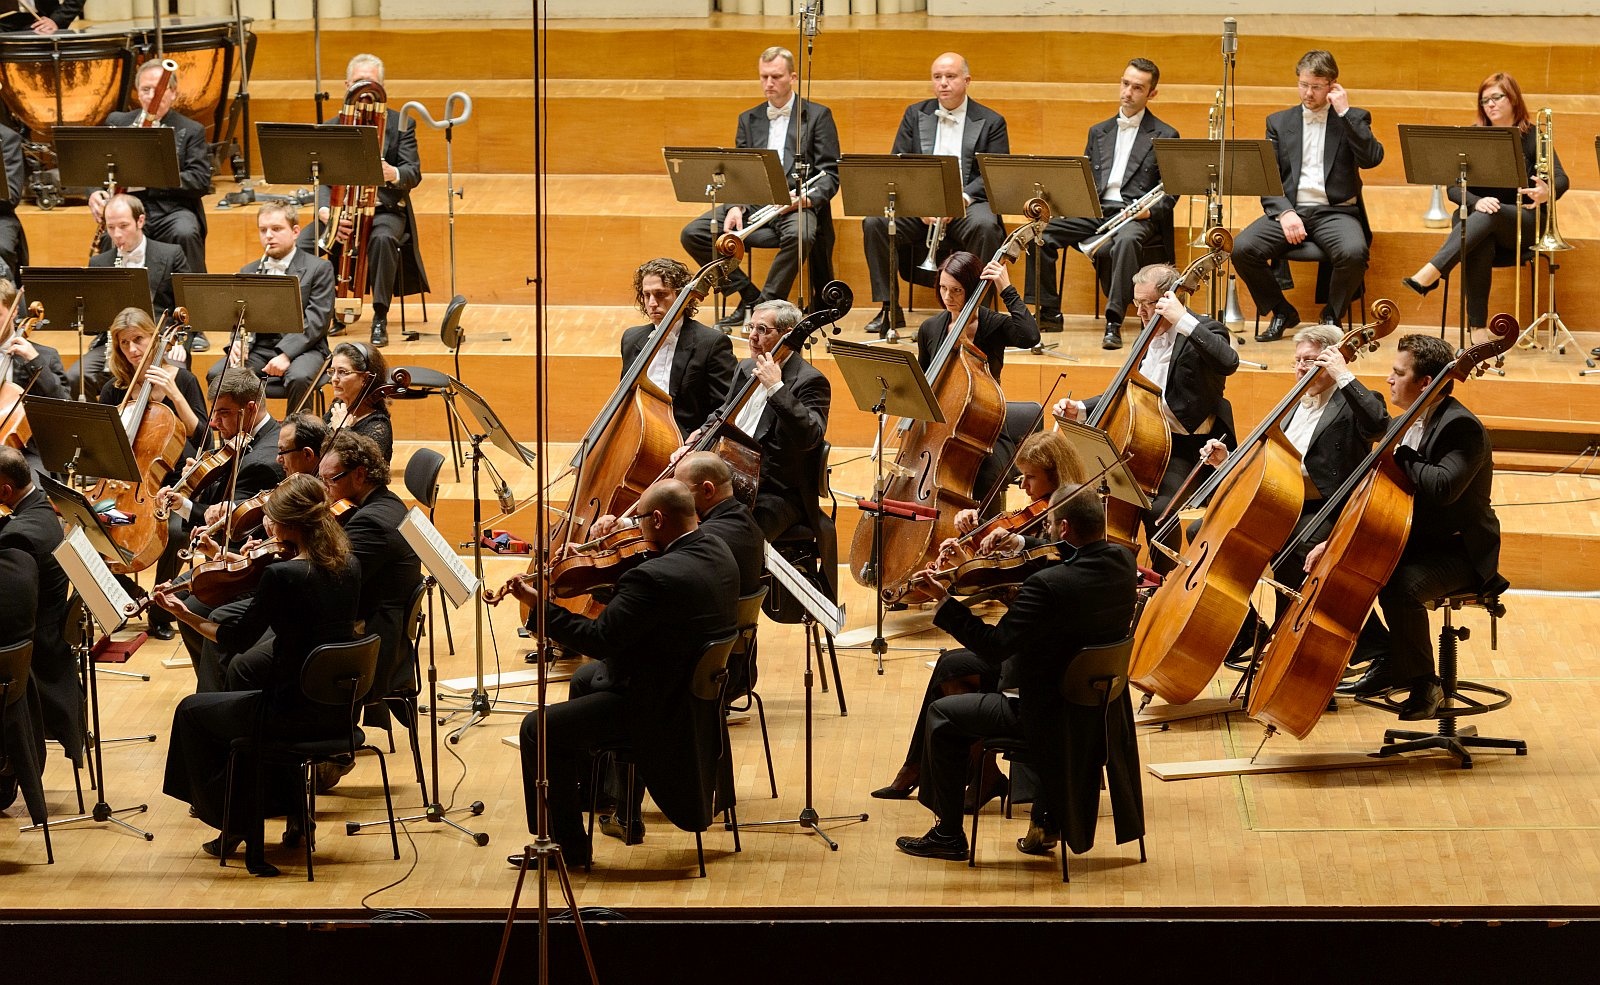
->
xmin=726 ymin=172 xmax=827 ymax=245
xmin=1081 ymin=183 xmax=1165 ymax=259
xmin=919 ymin=217 xmax=948 ymax=272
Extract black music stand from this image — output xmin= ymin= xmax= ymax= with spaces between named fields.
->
xmin=21 ymin=267 xmax=153 ymax=398
xmin=434 ymin=374 xmax=539 ymax=741
xmin=1052 ymin=418 xmax=1150 ymax=517
xmin=1398 ymin=125 xmax=1526 ymax=349
xmin=255 ymin=123 xmax=384 ymax=250
xmin=1154 ymin=137 xmax=1282 ymax=322
xmin=829 ymin=338 xmax=943 ymax=676
xmin=54 ymin=126 xmax=181 ymax=208
xmin=662 ymin=147 xmax=791 ymax=313
xmin=838 ymin=154 xmax=963 ymax=343
xmin=173 ymin=273 xmax=303 ymax=362
xmin=25 ymin=395 xmax=140 ymax=487
xmin=978 ymin=153 xmax=1102 ymax=362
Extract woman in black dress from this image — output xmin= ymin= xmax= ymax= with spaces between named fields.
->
xmin=324 ymin=341 xmax=393 ymax=461
xmin=914 ymin=250 xmax=1040 ymax=386
xmin=99 ymin=306 xmax=208 ymax=459
xmin=156 ymin=473 xmax=363 ymax=877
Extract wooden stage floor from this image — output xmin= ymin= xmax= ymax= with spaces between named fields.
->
xmin=3 ymin=558 xmax=1598 ymax=917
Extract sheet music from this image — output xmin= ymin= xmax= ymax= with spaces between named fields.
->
xmin=53 ymin=526 xmax=134 ymax=634
xmin=398 ymin=507 xmax=480 ymax=609
xmin=763 ymin=543 xmax=845 ymax=636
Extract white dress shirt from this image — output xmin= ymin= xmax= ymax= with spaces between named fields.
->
xmin=1103 ymin=109 xmax=1145 ymax=205
xmin=765 ymin=96 xmax=794 ymax=155
xmin=260 ymin=249 xmax=295 ymax=276
xmin=733 ymin=376 xmax=784 ymax=437
xmin=646 ymin=328 xmax=680 ymax=395
xmin=1401 ymin=406 xmax=1432 ymax=452
xmin=932 ymin=98 xmax=968 ymax=161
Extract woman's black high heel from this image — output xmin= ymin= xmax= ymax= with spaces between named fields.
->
xmin=1402 ymin=276 xmax=1439 ymax=298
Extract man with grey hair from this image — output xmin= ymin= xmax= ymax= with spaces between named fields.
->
xmin=862 ymin=52 xmax=1009 ymax=335
xmin=302 ymin=52 xmax=426 ymax=349
xmin=680 ymin=46 xmax=840 ymax=332
xmin=1053 ymin=263 xmax=1238 ymax=571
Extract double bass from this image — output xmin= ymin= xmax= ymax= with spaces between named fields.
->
xmin=1246 ymin=315 xmax=1519 ymax=740
xmin=86 ymin=311 xmax=191 ymax=574
xmin=853 ymin=199 xmax=1051 ymax=606
xmin=1128 ymin=299 xmax=1399 ymax=707
xmin=527 ymin=238 xmax=746 ymax=621
xmin=1073 ymin=227 xmax=1232 ymax=550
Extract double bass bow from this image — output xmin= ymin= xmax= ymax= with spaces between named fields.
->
xmin=1128 ymin=299 xmax=1399 ymax=707
xmin=1068 ymin=226 xmax=1232 ymax=551
xmin=853 ymin=199 xmax=1051 ymax=605
xmin=1246 ymin=314 xmax=1519 ymax=740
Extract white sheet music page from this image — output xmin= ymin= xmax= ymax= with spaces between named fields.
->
xmin=398 ymin=506 xmax=480 ymax=608
xmin=53 ymin=526 xmax=135 ymax=634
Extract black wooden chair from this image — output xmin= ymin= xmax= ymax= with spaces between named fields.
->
xmin=0 ymin=639 xmax=52 ymax=864
xmin=723 ymin=586 xmax=776 ymax=799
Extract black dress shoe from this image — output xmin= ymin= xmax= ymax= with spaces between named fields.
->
xmin=1397 ymin=678 xmax=1445 ymax=722
xmin=1335 ymin=659 xmax=1403 ymax=697
xmin=1016 ymin=823 xmax=1058 ymax=856
xmin=1402 ymin=276 xmax=1440 ymax=298
xmin=187 ymin=333 xmax=210 ymax=353
xmin=895 ymin=827 xmax=968 ymax=861
xmin=329 ymin=321 xmax=347 ymax=337
xmin=147 ymin=622 xmax=176 ymax=641
xmin=369 ymin=314 xmax=389 ymax=348
xmin=1256 ymin=307 xmax=1299 ymax=343
xmin=864 ymin=304 xmax=906 ymax=335
xmin=714 ymin=299 xmax=754 ymax=333
xmin=1102 ymin=329 xmax=1123 ymax=350
xmin=1037 ymin=307 xmax=1064 ymax=332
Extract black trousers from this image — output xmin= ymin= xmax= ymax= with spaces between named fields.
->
xmin=916 ymin=690 xmax=1023 ymax=830
xmin=679 ymin=207 xmax=817 ymax=304
xmin=205 ymin=342 xmax=325 ymax=416
xmin=1233 ymin=204 xmax=1366 ymax=323
xmin=1427 ymin=206 xmax=1533 ymax=329
xmin=0 ymin=213 xmax=22 ymax=280
xmin=1025 ymin=212 xmax=1160 ymax=326
xmin=63 ymin=335 xmax=110 ymax=402
xmin=518 ymin=689 xmax=629 ymax=855
xmin=862 ymin=205 xmax=1005 ymax=305
xmin=295 ymin=209 xmax=406 ymax=311
xmin=1360 ymin=539 xmax=1481 ymax=684
xmin=146 ymin=204 xmax=207 ymax=274
xmin=894 ymin=648 xmax=998 ymax=772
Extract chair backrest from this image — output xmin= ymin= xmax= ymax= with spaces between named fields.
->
xmin=300 ymin=634 xmax=383 ymax=708
xmin=817 ymin=439 xmax=835 ymax=522
xmin=733 ymin=587 xmax=768 ymax=645
xmin=690 ymin=633 xmax=740 ymax=702
xmin=0 ymin=639 xmax=34 ymax=709
xmin=404 ymin=577 xmax=429 ymax=655
xmin=404 ymin=447 xmax=446 ymax=511
xmin=1060 ymin=636 xmax=1136 ymax=708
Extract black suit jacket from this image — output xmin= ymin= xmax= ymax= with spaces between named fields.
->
xmin=1300 ymin=378 xmax=1389 ymax=500
xmin=0 ymin=123 xmax=28 ymax=268
xmin=0 ymin=546 xmax=48 ymax=822
xmin=1397 ymin=395 xmax=1500 ymax=586
xmin=106 ymin=108 xmax=211 ymax=231
xmin=9 ymin=340 xmax=69 ymax=400
xmin=542 ymin=528 xmax=739 ymax=830
xmin=1085 ymin=109 xmax=1179 ymax=223
xmin=1085 ymin=314 xmax=1240 ymax=436
xmin=891 ymin=98 xmax=1009 ymax=204
xmin=698 ymin=495 xmax=765 ymax=598
xmin=89 ymin=237 xmax=188 ymax=317
xmin=344 ymin=486 xmax=423 ymax=696
xmin=188 ymin=418 xmax=284 ymax=529
xmin=240 ymin=249 xmax=336 ymax=359
xmin=733 ymin=97 xmax=840 ymax=208
xmin=619 ymin=318 xmax=736 ymax=439
xmin=915 ymin=285 xmax=1040 ymax=383
xmin=0 ymin=0 xmax=79 ymax=29
xmin=0 ymin=487 xmax=79 ymax=763
xmin=933 ymin=538 xmax=1140 ymax=853
xmin=1260 ymin=105 xmax=1384 ymax=220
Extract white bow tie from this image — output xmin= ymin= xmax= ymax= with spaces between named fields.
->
xmin=767 ymin=103 xmax=791 ymax=121
xmin=935 ymin=107 xmax=960 ymax=124
xmin=1117 ymin=115 xmax=1140 ymax=131
xmin=1303 ymin=109 xmax=1329 ymax=126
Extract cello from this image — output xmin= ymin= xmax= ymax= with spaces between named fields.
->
xmin=852 ymin=199 xmax=1051 ymax=606
xmin=527 ymin=238 xmax=746 ymax=621
xmin=1128 ymin=299 xmax=1399 ymax=706
xmin=1246 ymin=314 xmax=1518 ymax=740
xmin=1072 ymin=227 xmax=1232 ymax=551
xmin=86 ymin=311 xmax=191 ymax=574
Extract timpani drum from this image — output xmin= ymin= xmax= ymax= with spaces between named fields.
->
xmin=129 ymin=19 xmax=253 ymax=144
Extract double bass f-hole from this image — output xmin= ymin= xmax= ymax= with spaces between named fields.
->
xmin=1182 ymin=540 xmax=1210 ymax=593
xmin=1291 ymin=577 xmax=1320 ymax=634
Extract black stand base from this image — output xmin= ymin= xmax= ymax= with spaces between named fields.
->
xmin=353 ymin=800 xmax=489 ymax=846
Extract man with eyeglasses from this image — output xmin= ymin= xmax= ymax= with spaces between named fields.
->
xmin=619 ymin=257 xmax=736 ymax=440
xmin=1052 ymin=263 xmax=1238 ymax=573
xmin=1231 ymin=49 xmax=1384 ymax=342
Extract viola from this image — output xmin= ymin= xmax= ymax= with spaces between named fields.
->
xmin=188 ymin=540 xmax=299 ymax=607
xmin=157 ymin=434 xmax=244 ymax=520
xmin=0 ymin=297 xmax=41 ymax=450
xmin=546 ymin=531 xmax=655 ymax=601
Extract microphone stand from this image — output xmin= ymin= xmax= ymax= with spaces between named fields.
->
xmin=1211 ymin=17 xmax=1237 ymax=321
xmin=792 ymin=2 xmax=820 ymax=314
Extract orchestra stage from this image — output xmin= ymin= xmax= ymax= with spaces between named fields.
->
xmin=3 ymin=10 xmax=1600 ymax=981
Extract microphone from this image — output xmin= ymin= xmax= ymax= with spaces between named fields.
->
xmin=495 ymin=476 xmax=516 ymax=514
xmin=1221 ymin=17 xmax=1237 ymax=57
xmin=802 ymin=0 xmax=820 ymax=38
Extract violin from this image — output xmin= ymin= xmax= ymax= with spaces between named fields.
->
xmin=157 ymin=434 xmax=244 ymax=521
xmin=940 ymin=498 xmax=1050 ymax=565
xmin=894 ymin=542 xmax=1065 ymax=606
xmin=0 ymin=296 xmax=41 ymax=450
xmin=546 ymin=530 xmax=655 ymax=600
xmin=188 ymin=540 xmax=299 ymax=608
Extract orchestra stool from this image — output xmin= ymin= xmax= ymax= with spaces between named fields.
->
xmin=1255 ymin=239 xmax=1368 ymax=340
xmin=1360 ymin=576 xmax=1527 ymax=769
xmin=587 ymin=633 xmax=741 ymax=878
xmin=0 ymin=638 xmax=52 ymax=864
xmin=393 ymin=231 xmax=429 ymax=337
xmin=965 ymin=635 xmax=1144 ymax=882
xmin=401 ymin=448 xmax=456 ymax=654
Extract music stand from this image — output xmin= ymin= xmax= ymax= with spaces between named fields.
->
xmin=25 ymin=395 xmax=139 ymax=485
xmin=662 ymin=147 xmax=791 ymax=314
xmin=838 ymin=154 xmax=963 ymax=344
xmin=434 ymin=374 xmax=539 ymax=741
xmin=1398 ymin=125 xmax=1526 ymax=350
xmin=173 ymin=273 xmax=303 ymax=362
xmin=255 ymin=123 xmax=384 ymax=249
xmin=54 ymin=126 xmax=181 ymax=201
xmin=1155 ymin=138 xmax=1282 ymax=321
xmin=978 ymin=153 xmax=1102 ymax=362
xmin=830 ymin=338 xmax=943 ymax=675
xmin=21 ymin=267 xmax=154 ymax=397
xmin=1053 ymin=418 xmax=1151 ymax=515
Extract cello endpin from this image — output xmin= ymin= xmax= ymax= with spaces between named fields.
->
xmin=1249 ymin=726 xmax=1275 ymax=764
